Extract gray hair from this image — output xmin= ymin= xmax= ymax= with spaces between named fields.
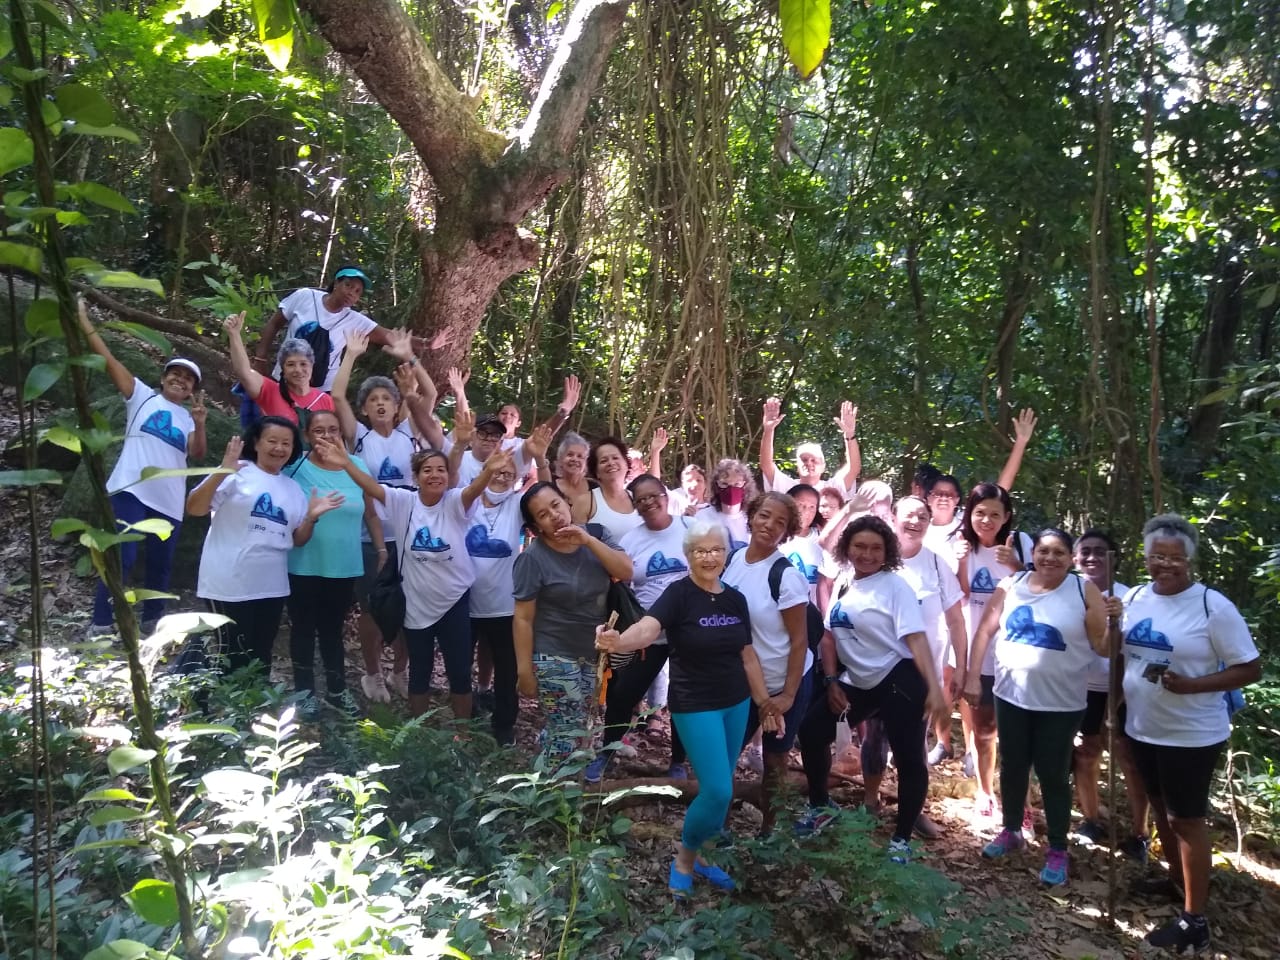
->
xmin=683 ymin=519 xmax=731 ymax=554
xmin=356 ymin=375 xmax=400 ymax=411
xmin=1142 ymin=513 xmax=1198 ymax=560
xmin=557 ymin=430 xmax=589 ymax=460
xmin=277 ymin=337 xmax=314 ymax=366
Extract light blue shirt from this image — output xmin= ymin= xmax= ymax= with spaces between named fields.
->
xmin=286 ymin=455 xmax=371 ymax=579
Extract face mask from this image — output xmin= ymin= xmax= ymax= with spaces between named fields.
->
xmin=719 ymin=485 xmax=745 ymax=507
xmin=485 ymin=486 xmax=515 ymax=504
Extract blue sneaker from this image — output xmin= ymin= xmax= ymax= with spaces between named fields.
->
xmin=669 ymin=861 xmax=694 ymax=900
xmin=795 ymin=804 xmax=840 ymax=836
xmin=1040 ymin=848 xmax=1069 ymax=886
xmin=667 ymin=762 xmax=689 ymax=780
xmin=981 ymin=828 xmax=1026 ymax=859
xmin=692 ymin=860 xmax=735 ymax=891
xmin=584 ymin=753 xmax=610 ymax=784
xmin=888 ymin=838 xmax=912 ymax=864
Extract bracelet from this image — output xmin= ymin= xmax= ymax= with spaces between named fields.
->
xmin=408 ymin=356 xmax=419 ymax=367
xmin=376 ymin=548 xmax=388 ymax=554
xmin=844 ymin=435 xmax=856 ymax=441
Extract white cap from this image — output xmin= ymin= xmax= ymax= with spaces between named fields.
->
xmin=163 ymin=358 xmax=202 ymax=385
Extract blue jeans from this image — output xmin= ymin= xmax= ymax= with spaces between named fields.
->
xmin=672 ymin=698 xmax=750 ymax=851
xmin=92 ymin=491 xmax=181 ymax=628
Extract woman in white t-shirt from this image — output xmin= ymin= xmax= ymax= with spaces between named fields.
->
xmin=721 ymin=491 xmax=812 ymax=834
xmin=1068 ymin=530 xmax=1147 ymax=856
xmin=79 ymin=302 xmax=206 ymax=638
xmin=696 ymin=458 xmax=756 ymax=550
xmin=330 ymin=331 xmax=443 ymax=703
xmin=782 ymin=484 xmax=825 ymax=604
xmin=956 ymin=482 xmax=1034 ymax=816
xmin=797 ymin=515 xmax=947 ymax=859
xmin=1102 ymin=514 xmax=1260 ymax=955
xmin=185 ymin=417 xmax=343 ymax=675
xmin=965 ymin=529 xmax=1108 ymax=886
xmin=581 ymin=436 xmax=643 ymax=541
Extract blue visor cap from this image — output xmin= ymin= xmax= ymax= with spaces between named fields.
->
xmin=334 ymin=267 xmax=371 ymax=288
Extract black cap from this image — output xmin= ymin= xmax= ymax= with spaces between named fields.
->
xmin=475 ymin=413 xmax=505 ymax=434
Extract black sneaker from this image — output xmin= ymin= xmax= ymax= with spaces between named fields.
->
xmin=325 ymin=689 xmax=362 ymax=719
xmin=1120 ymin=833 xmax=1151 ymax=864
xmin=1142 ymin=915 xmax=1210 ymax=955
xmin=1073 ymin=818 xmax=1107 ymax=845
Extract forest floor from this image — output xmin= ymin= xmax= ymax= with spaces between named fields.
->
xmin=3 ymin=381 xmax=1279 ymax=958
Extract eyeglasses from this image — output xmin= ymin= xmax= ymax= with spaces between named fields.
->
xmin=717 ymin=479 xmax=746 ymax=488
xmin=633 ymin=492 xmax=666 ymax=506
xmin=928 ymin=491 xmax=959 ymax=501
xmin=1147 ymin=554 xmax=1188 ymax=567
xmin=490 ymin=471 xmax=516 ymax=481
xmin=692 ymin=547 xmax=726 ymax=557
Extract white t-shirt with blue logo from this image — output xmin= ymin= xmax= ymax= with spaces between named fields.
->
xmin=785 ymin=531 xmax=825 ymax=604
xmin=464 ymin=494 xmax=523 ymax=619
xmin=993 ymin=572 xmax=1093 ymax=712
xmin=273 ymin=288 xmax=378 ymax=392
xmin=383 ymin=487 xmax=477 ymax=629
xmin=620 ymin=518 xmax=692 ymax=645
xmin=825 ymin=569 xmax=925 ymax=689
xmin=722 ymin=548 xmax=812 ymax=693
xmin=106 ymin=378 xmax=195 ymax=521
xmin=352 ymin=422 xmax=416 ymax=543
xmin=196 ymin=462 xmax=308 ymax=602
xmin=900 ymin=545 xmax=964 ymax=677
xmin=1121 ymin=583 xmax=1258 ymax=748
xmin=964 ymin=533 xmax=1034 ymax=675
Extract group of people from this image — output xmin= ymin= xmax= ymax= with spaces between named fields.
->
xmin=82 ymin=265 xmax=1259 ymax=955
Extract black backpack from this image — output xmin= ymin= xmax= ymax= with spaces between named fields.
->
xmin=729 ymin=549 xmax=826 ymax=652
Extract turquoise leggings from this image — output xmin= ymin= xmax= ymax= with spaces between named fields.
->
xmin=671 ymin=698 xmax=750 ymax=851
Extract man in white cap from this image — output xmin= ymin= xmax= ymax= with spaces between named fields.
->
xmin=79 ymin=301 xmax=207 ymax=638
xmin=759 ymin=396 xmax=861 ymax=495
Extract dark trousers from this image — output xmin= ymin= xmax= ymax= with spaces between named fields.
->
xmin=187 ymin=597 xmax=286 ymax=674
xmin=995 ymin=697 xmax=1084 ymax=850
xmin=472 ymin=615 xmax=518 ymax=740
xmin=92 ymin=491 xmax=181 ymax=627
xmin=404 ymin=593 xmax=473 ymax=695
xmin=602 ymin=646 xmax=686 ymax=764
xmin=798 ymin=658 xmax=929 ymax=843
xmin=287 ymin=574 xmax=356 ymax=696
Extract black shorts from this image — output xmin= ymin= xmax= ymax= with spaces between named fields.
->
xmin=1080 ymin=689 xmax=1108 ymax=737
xmin=744 ymin=667 xmax=814 ymax=755
xmin=978 ymin=673 xmax=995 ymax=708
xmin=353 ymin=540 xmax=397 ymax=607
xmin=1126 ymin=737 xmax=1226 ymax=820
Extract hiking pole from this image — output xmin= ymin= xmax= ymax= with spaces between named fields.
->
xmin=1105 ymin=550 xmax=1120 ymax=924
xmin=593 ymin=611 xmax=620 ymax=728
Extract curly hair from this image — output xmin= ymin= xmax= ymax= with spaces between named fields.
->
xmin=356 ymin=375 xmax=400 ymax=413
xmin=836 ymin=515 xmax=903 ymax=571
xmin=707 ymin=458 xmax=757 ymax=510
xmin=744 ymin=491 xmax=801 ymax=540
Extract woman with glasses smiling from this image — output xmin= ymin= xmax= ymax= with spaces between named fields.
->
xmin=596 ymin=520 xmax=779 ymax=898
xmin=586 ymin=475 xmax=693 ymax=782
xmin=1103 ymin=514 xmax=1260 ymax=955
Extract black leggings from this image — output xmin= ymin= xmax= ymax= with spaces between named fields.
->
xmin=472 ymin=615 xmax=518 ymax=737
xmin=287 ymin=575 xmax=356 ymax=697
xmin=798 ymin=658 xmax=929 ymax=843
xmin=202 ymin=597 xmax=286 ymax=673
xmin=602 ymin=646 xmax=686 ymax=764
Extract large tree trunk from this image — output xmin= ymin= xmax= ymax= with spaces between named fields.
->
xmin=297 ymin=0 xmax=631 ymax=382
xmin=1186 ymin=248 xmax=1244 ymax=460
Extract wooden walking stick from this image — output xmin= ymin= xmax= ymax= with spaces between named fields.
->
xmin=1105 ymin=550 xmax=1121 ymax=923
xmin=594 ymin=611 xmax=620 ymax=722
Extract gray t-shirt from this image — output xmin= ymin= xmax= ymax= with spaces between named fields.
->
xmin=513 ymin=526 xmax=623 ymax=659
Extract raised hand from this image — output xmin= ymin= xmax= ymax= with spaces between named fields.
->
xmin=310 ymin=437 xmax=349 ymax=469
xmin=306 ymin=487 xmax=345 ymax=520
xmin=762 ymin=397 xmax=785 ymax=431
xmin=381 ymin=328 xmax=414 ymax=362
xmin=953 ymin=538 xmax=971 ymax=562
xmin=995 ymin=533 xmax=1019 ymax=570
xmin=223 ymin=311 xmax=247 ymax=340
xmin=481 ymin=447 xmax=515 ymax=482
xmin=191 ymin=390 xmax=207 ymax=427
xmin=834 ymin=401 xmax=858 ymax=437
xmin=1012 ymin=407 xmax=1037 ymax=444
xmin=346 ymin=330 xmax=371 ymax=361
xmin=526 ymin=422 xmax=554 ymax=462
xmin=454 ymin=408 xmax=476 ymax=447
xmin=428 ymin=327 xmax=454 ymax=351
xmin=650 ymin=426 xmax=669 ymax=455
xmin=392 ymin=362 xmax=419 ymax=398
xmin=561 ymin=373 xmax=582 ymax=412
xmin=446 ymin=367 xmax=469 ymax=399
xmin=77 ymin=298 xmax=94 ymax=334
xmin=220 ymin=436 xmax=244 ymax=470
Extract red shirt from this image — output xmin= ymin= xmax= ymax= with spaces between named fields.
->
xmin=255 ymin=377 xmax=333 ymax=425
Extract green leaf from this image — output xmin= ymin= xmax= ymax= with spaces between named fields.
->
xmin=135 ymin=466 xmax=232 ymax=484
xmin=80 ymin=528 xmax=143 ymax=552
xmin=0 ymin=19 xmax=11 ymax=60
xmin=71 ymin=837 xmax=142 ymax=854
xmin=67 ymin=256 xmax=106 ymax=274
xmin=0 ymin=127 xmax=33 ymax=176
xmin=80 ymin=787 xmax=142 ymax=803
xmin=107 ymin=745 xmax=157 ymax=776
xmin=0 ymin=240 xmax=43 ymax=273
xmin=104 ymin=320 xmax=172 ymax=353
xmin=125 ymin=588 xmax=179 ymax=604
xmin=546 ymin=0 xmax=563 ymax=19
xmin=54 ymin=84 xmax=116 ymax=127
xmin=9 ymin=66 xmax=49 ymax=83
xmin=125 ymin=517 xmax=174 ymax=539
xmin=50 ymin=516 xmax=88 ymax=536
xmin=66 ymin=182 xmax=136 ymax=215
xmin=24 ymin=298 xmax=60 ymax=338
xmin=40 ymin=99 xmax=60 ymax=128
xmin=24 ymin=361 xmax=64 ymax=400
xmin=252 ymin=0 xmax=295 ymax=71
xmin=42 ymin=425 xmax=83 ymax=454
xmin=0 ymin=86 xmax=13 ymax=108
xmin=64 ymin=123 xmax=140 ymax=144
xmin=1259 ymin=283 xmax=1278 ymax=309
xmin=125 ymin=878 xmax=180 ymax=927
xmin=56 ymin=210 xmax=91 ymax=226
xmin=779 ymin=0 xmax=831 ymax=80
xmin=88 ymin=805 xmax=153 ymax=827
xmin=68 ymin=353 xmax=107 ymax=371
xmin=84 ymin=940 xmax=150 ymax=960
xmin=0 ymin=469 xmax=62 ymax=487
xmin=82 ymin=269 xmax=163 ymax=297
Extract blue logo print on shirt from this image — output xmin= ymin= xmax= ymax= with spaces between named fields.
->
xmin=646 ymin=551 xmax=687 ymax=577
xmin=971 ymin=567 xmax=997 ymax=595
xmin=411 ymin=526 xmax=450 ymax=553
xmin=250 ymin=493 xmax=287 ymax=525
xmin=376 ymin=456 xmax=405 ymax=482
xmin=465 ymin=524 xmax=512 ymax=559
xmin=828 ymin=601 xmax=855 ymax=629
xmin=788 ymin=551 xmax=819 ymax=585
xmin=1003 ymin=604 xmax=1066 ymax=651
xmin=1125 ymin=618 xmax=1175 ymax=652
xmin=140 ymin=409 xmax=186 ymax=452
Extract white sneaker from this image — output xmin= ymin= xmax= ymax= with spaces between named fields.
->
xmin=361 ymin=672 xmax=391 ymax=704
xmin=739 ymin=743 xmax=764 ymax=774
xmin=387 ymin=670 xmax=409 ymax=698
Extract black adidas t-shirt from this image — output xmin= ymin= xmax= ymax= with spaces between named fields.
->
xmin=648 ymin=578 xmax=753 ymax=713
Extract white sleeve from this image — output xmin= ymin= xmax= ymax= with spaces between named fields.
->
xmin=1206 ymin=591 xmax=1259 ymax=667
xmin=892 ymin=576 xmax=927 ymax=637
xmin=776 ymin=563 xmax=810 ymax=610
xmin=209 ymin=471 xmax=241 ymax=512
xmin=937 ymin=557 xmax=964 ymax=609
xmin=278 ymin=288 xmax=307 ymax=321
